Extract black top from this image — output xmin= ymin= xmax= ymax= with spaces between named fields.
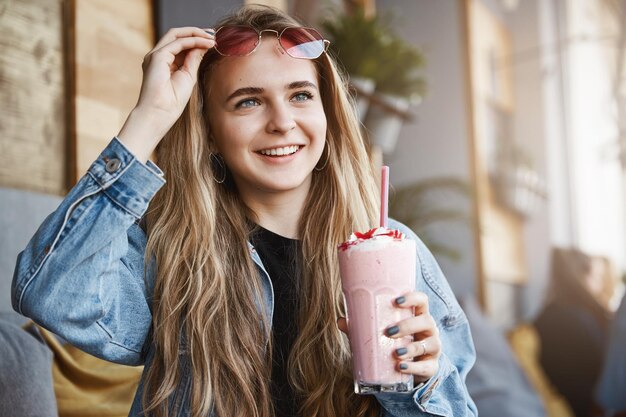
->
xmin=250 ymin=226 xmax=301 ymax=417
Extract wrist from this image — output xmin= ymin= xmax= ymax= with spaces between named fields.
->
xmin=117 ymin=107 xmax=170 ymax=163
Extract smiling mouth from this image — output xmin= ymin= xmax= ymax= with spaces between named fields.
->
xmin=258 ymin=145 xmax=301 ymax=156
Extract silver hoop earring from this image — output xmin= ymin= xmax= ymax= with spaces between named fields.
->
xmin=209 ymin=152 xmax=226 ymax=184
xmin=315 ymin=145 xmax=330 ymax=171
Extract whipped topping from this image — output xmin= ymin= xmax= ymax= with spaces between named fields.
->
xmin=338 ymin=227 xmax=406 ymax=251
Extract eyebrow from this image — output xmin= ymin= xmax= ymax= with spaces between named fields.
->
xmin=287 ymin=80 xmax=318 ymax=90
xmin=226 ymin=87 xmax=264 ymax=102
xmin=225 ymin=81 xmax=318 ymax=102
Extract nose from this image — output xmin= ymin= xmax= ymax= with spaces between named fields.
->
xmin=265 ymin=102 xmax=296 ymax=134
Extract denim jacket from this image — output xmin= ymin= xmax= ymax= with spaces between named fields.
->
xmin=12 ymin=138 xmax=477 ymax=417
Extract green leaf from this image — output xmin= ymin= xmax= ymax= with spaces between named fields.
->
xmin=388 ymin=177 xmax=472 ymax=262
xmin=320 ymin=8 xmax=427 ymax=99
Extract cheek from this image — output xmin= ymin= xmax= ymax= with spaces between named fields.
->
xmin=212 ymin=119 xmax=254 ymax=152
xmin=306 ymin=106 xmax=328 ymax=140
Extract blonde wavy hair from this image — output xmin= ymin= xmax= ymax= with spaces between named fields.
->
xmin=144 ymin=5 xmax=380 ymax=417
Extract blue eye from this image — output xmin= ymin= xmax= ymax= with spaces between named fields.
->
xmin=236 ymin=98 xmax=259 ymax=109
xmin=292 ymin=91 xmax=313 ymax=102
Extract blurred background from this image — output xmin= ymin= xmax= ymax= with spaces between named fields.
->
xmin=1 ymin=0 xmax=625 ymax=416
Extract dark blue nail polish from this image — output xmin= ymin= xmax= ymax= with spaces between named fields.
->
xmin=395 ymin=296 xmax=406 ymax=305
xmin=396 ymin=347 xmax=408 ymax=356
xmin=386 ymin=326 xmax=400 ymax=336
xmin=399 ymin=363 xmax=408 ymax=370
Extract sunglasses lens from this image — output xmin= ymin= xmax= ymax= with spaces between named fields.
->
xmin=280 ymin=27 xmax=325 ymax=59
xmin=215 ymin=26 xmax=259 ymax=56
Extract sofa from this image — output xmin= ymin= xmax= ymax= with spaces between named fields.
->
xmin=0 ymin=187 xmax=63 ymax=324
xmin=0 ymin=187 xmax=142 ymax=417
xmin=0 ymin=186 xmax=574 ymax=417
xmin=460 ymin=295 xmax=574 ymax=417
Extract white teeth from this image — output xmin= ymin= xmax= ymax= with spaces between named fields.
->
xmin=260 ymin=145 xmax=299 ymax=156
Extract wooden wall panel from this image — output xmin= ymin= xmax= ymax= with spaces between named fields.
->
xmin=466 ymin=0 xmax=528 ymax=291
xmin=244 ymin=0 xmax=287 ymax=10
xmin=0 ymin=0 xmax=67 ymax=195
xmin=73 ymin=0 xmax=154 ymax=182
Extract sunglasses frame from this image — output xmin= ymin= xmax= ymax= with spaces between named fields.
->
xmin=213 ymin=25 xmax=330 ymax=59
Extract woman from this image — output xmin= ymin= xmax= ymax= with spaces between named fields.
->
xmin=534 ymin=248 xmax=614 ymax=417
xmin=12 ymin=5 xmax=476 ymax=417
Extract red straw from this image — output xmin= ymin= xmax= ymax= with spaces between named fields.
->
xmin=380 ymin=166 xmax=389 ymax=228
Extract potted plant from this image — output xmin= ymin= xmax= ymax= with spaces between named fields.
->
xmin=321 ymin=9 xmax=427 ymax=154
xmin=490 ymin=141 xmax=547 ymax=218
xmin=363 ymin=34 xmax=427 ymax=154
xmin=320 ymin=9 xmax=388 ymax=121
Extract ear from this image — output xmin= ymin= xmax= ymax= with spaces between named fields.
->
xmin=207 ymin=132 xmax=222 ymax=154
xmin=337 ymin=317 xmax=349 ymax=335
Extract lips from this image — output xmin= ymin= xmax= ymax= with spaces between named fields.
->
xmin=258 ymin=145 xmax=301 ymax=156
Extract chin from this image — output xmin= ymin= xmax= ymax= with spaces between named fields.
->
xmin=266 ymin=181 xmax=307 ymax=193
xmin=262 ymin=175 xmax=312 ymax=193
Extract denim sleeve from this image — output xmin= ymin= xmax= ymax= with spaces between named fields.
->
xmin=374 ymin=220 xmax=478 ymax=417
xmin=11 ymin=138 xmax=165 ymax=366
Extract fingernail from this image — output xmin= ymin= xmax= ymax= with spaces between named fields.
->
xmin=399 ymin=363 xmax=408 ymax=370
xmin=204 ymin=29 xmax=215 ymax=35
xmin=395 ymin=296 xmax=406 ymax=305
xmin=395 ymin=347 xmax=408 ymax=356
xmin=386 ymin=326 xmax=400 ymax=337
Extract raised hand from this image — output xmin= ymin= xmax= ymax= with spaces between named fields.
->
xmin=117 ymin=27 xmax=215 ymax=162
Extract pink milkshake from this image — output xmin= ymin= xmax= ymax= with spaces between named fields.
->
xmin=338 ymin=227 xmax=416 ymax=394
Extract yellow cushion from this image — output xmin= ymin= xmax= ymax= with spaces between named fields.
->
xmin=36 ymin=326 xmax=143 ymax=417
xmin=507 ymin=323 xmax=574 ymax=417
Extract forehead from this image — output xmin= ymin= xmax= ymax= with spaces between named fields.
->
xmin=208 ymin=36 xmax=320 ymax=95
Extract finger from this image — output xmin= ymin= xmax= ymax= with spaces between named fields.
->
xmin=177 ymin=47 xmax=206 ymax=75
xmin=395 ymin=336 xmax=441 ymax=360
xmin=337 ymin=317 xmax=348 ymax=335
xmin=172 ymin=50 xmax=189 ymax=71
xmin=397 ymin=358 xmax=439 ymax=383
xmin=144 ymin=37 xmax=214 ymax=71
xmin=395 ymin=291 xmax=429 ymax=315
xmin=152 ymin=37 xmax=215 ymax=65
xmin=154 ymin=26 xmax=213 ymax=50
xmin=149 ymin=37 xmax=214 ymax=75
xmin=385 ymin=312 xmax=437 ymax=339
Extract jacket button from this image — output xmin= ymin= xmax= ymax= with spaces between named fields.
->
xmin=419 ymin=377 xmax=441 ymax=405
xmin=105 ymin=158 xmax=121 ymax=173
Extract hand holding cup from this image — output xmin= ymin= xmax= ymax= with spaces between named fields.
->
xmin=338 ymin=291 xmax=441 ymax=386
xmin=386 ymin=291 xmax=441 ymax=384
